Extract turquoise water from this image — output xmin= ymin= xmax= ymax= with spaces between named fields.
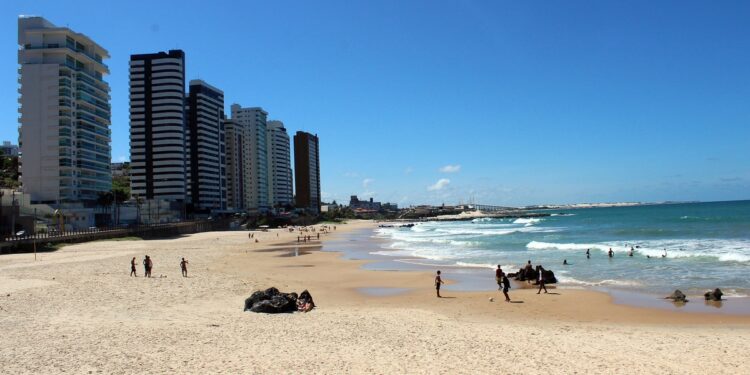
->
xmin=374 ymin=201 xmax=750 ymax=296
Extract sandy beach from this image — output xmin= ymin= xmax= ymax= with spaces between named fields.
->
xmin=2 ymin=220 xmax=749 ymax=374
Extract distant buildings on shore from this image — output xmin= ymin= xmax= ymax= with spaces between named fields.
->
xmin=348 ymin=195 xmax=398 ymax=213
xmin=14 ymin=16 xmax=322 ymax=228
xmin=1 ymin=141 xmax=19 ymax=157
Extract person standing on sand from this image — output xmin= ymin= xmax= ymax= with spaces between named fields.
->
xmin=146 ymin=256 xmax=153 ymax=278
xmin=435 ymin=270 xmax=444 ymax=298
xmin=495 ymin=265 xmax=504 ymax=290
xmin=180 ymin=258 xmax=189 ymax=277
xmin=536 ymin=265 xmax=548 ymax=294
xmin=142 ymin=256 xmax=148 ymax=277
xmin=502 ymin=273 xmax=511 ymax=302
xmin=130 ymin=257 xmax=137 ymax=277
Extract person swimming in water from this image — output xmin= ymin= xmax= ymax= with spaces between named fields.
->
xmin=629 ymin=247 xmax=634 ymax=257
xmin=586 ymin=249 xmax=590 ymax=259
xmin=608 ymin=248 xmax=614 ymax=258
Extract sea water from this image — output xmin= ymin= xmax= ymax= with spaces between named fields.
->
xmin=373 ymin=201 xmax=750 ymax=296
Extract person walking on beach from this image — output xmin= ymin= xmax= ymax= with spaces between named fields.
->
xmin=501 ymin=273 xmax=511 ymax=302
xmin=180 ymin=257 xmax=189 ymax=277
xmin=142 ymin=255 xmax=149 ymax=277
xmin=536 ymin=265 xmax=548 ymax=294
xmin=495 ymin=265 xmax=504 ymax=290
xmin=435 ymin=270 xmax=444 ymax=298
xmin=130 ymin=257 xmax=137 ymax=277
xmin=586 ymin=249 xmax=590 ymax=259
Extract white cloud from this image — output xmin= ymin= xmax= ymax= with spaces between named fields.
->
xmin=427 ymin=178 xmax=451 ymax=191
xmin=439 ymin=164 xmax=461 ymax=173
xmin=362 ymin=178 xmax=375 ymax=188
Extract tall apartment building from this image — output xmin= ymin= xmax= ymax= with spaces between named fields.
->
xmin=223 ymin=119 xmax=244 ymax=210
xmin=18 ymin=16 xmax=112 ymax=203
xmin=185 ymin=80 xmax=226 ymax=212
xmin=230 ymin=104 xmax=269 ymax=212
xmin=266 ymin=120 xmax=293 ymax=207
xmin=293 ymin=131 xmax=321 ymax=213
xmin=129 ymin=50 xmax=186 ymax=202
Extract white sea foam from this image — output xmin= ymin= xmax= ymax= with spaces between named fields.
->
xmin=455 ymin=261 xmax=497 ymax=269
xmin=512 ymin=218 xmax=542 ymax=226
xmin=556 ymin=275 xmax=642 ymax=287
xmin=526 ymin=239 xmax=750 ymax=263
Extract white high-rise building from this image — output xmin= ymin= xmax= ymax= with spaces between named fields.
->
xmin=185 ymin=80 xmax=226 ymax=212
xmin=18 ymin=16 xmax=112 ymax=203
xmin=266 ymin=120 xmax=293 ymax=207
xmin=230 ymin=104 xmax=269 ymax=212
xmin=129 ymin=50 xmax=186 ymax=202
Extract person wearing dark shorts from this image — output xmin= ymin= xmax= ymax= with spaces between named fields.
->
xmin=435 ymin=270 xmax=444 ymax=298
xmin=180 ymin=257 xmax=189 ymax=277
xmin=502 ymin=274 xmax=511 ymax=302
xmin=495 ymin=265 xmax=504 ymax=290
xmin=130 ymin=257 xmax=137 ymax=277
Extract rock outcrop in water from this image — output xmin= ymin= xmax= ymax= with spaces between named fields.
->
xmin=244 ymin=287 xmax=299 ymax=313
xmin=507 ymin=267 xmax=557 ymax=284
xmin=665 ymin=290 xmax=688 ymax=303
xmin=704 ymin=288 xmax=723 ymax=301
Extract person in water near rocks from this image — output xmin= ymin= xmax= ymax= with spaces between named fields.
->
xmin=435 ymin=270 xmax=444 ymax=298
xmin=524 ymin=260 xmax=534 ymax=283
xmin=536 ymin=265 xmax=548 ymax=294
xmin=495 ymin=265 xmax=504 ymax=290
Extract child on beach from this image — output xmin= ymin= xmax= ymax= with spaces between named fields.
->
xmin=435 ymin=270 xmax=444 ymax=298
xmin=536 ymin=266 xmax=548 ymax=294
xmin=495 ymin=265 xmax=504 ymax=290
xmin=502 ymin=274 xmax=511 ymax=302
xmin=180 ymin=258 xmax=189 ymax=277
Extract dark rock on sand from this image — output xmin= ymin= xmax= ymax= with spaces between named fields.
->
xmin=244 ymin=287 xmax=299 ymax=313
xmin=509 ymin=268 xmax=557 ymax=284
xmin=704 ymin=288 xmax=723 ymax=301
xmin=666 ymin=289 xmax=688 ymax=303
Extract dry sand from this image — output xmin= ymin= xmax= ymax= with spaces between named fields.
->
xmin=1 ymin=220 xmax=749 ymax=374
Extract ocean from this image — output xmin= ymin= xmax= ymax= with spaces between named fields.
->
xmin=373 ymin=200 xmax=750 ymax=297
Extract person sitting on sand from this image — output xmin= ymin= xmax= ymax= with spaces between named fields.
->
xmin=536 ymin=266 xmax=548 ymax=294
xmin=435 ymin=270 xmax=445 ymax=298
xmin=297 ymin=290 xmax=315 ymax=312
xmin=501 ymin=274 xmax=511 ymax=302
xmin=495 ymin=265 xmax=504 ymax=291
xmin=180 ymin=258 xmax=189 ymax=277
xmin=130 ymin=257 xmax=137 ymax=277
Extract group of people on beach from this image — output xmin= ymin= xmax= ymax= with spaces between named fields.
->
xmin=435 ymin=260 xmax=550 ymax=301
xmin=129 ymin=255 xmax=188 ymax=277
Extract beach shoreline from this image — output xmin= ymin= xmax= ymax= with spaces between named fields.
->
xmin=2 ymin=219 xmax=750 ymax=374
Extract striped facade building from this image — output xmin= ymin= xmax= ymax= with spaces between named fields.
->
xmin=185 ymin=80 xmax=226 ymax=212
xmin=223 ymin=118 xmax=245 ymax=211
xmin=266 ymin=120 xmax=293 ymax=207
xmin=230 ymin=104 xmax=269 ymax=212
xmin=129 ymin=50 xmax=186 ymax=202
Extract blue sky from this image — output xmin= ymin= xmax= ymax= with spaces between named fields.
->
xmin=2 ymin=1 xmax=749 ymax=206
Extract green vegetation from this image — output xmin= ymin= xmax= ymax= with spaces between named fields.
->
xmin=0 ymin=154 xmax=20 ymax=189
